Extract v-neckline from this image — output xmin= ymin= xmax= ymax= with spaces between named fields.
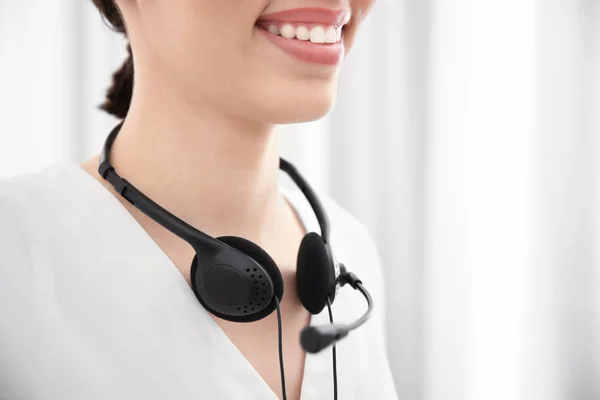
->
xmin=70 ymin=161 xmax=336 ymax=400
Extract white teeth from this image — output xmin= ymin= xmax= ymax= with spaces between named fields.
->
xmin=280 ymin=24 xmax=295 ymax=39
xmin=267 ymin=23 xmax=341 ymax=43
xmin=325 ymin=26 xmax=337 ymax=44
xmin=309 ymin=26 xmax=326 ymax=44
xmin=268 ymin=25 xmax=279 ymax=35
xmin=295 ymin=26 xmax=310 ymax=41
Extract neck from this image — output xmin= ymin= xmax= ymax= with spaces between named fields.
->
xmin=104 ymin=88 xmax=285 ymax=242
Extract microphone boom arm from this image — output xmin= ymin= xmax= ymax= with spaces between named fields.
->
xmin=346 ymin=282 xmax=372 ymax=331
xmin=300 ymin=269 xmax=374 ymax=353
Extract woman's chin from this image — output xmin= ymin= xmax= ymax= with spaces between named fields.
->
xmin=264 ymin=96 xmax=337 ymax=125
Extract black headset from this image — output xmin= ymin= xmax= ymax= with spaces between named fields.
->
xmin=98 ymin=122 xmax=373 ymax=398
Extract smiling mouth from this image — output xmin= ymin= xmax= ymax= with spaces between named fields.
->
xmin=254 ymin=8 xmax=351 ymax=65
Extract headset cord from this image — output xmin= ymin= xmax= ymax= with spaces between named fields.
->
xmin=326 ymin=298 xmax=338 ymax=400
xmin=274 ymin=297 xmax=287 ymax=400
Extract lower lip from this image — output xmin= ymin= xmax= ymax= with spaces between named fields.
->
xmin=256 ymin=27 xmax=345 ymax=66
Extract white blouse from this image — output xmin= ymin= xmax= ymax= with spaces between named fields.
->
xmin=0 ymin=162 xmax=398 ymax=400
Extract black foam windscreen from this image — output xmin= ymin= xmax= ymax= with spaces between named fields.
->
xmin=216 ymin=236 xmax=284 ymax=321
xmin=301 ymin=324 xmax=349 ymax=353
xmin=296 ymin=232 xmax=334 ymax=314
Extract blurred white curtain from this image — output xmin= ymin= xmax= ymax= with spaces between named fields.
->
xmin=1 ymin=0 xmax=599 ymax=399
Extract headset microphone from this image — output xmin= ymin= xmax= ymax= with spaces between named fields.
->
xmin=301 ymin=265 xmax=373 ymax=353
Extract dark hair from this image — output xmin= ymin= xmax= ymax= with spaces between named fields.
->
xmin=92 ymin=0 xmax=133 ymax=119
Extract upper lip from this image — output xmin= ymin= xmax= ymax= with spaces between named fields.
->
xmin=257 ymin=8 xmax=352 ymax=26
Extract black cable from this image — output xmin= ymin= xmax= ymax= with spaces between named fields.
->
xmin=326 ymin=298 xmax=338 ymax=400
xmin=274 ymin=297 xmax=287 ymax=400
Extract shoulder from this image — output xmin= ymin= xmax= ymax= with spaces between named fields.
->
xmin=0 ymin=163 xmax=80 ymax=275
xmin=319 ymin=193 xmax=383 ymax=282
xmin=0 ymin=163 xmax=69 ymax=228
xmin=284 ymin=184 xmax=380 ymax=271
xmin=320 ymin=194 xmax=378 ymax=254
xmin=0 ymin=170 xmax=49 ymax=283
xmin=0 ymin=169 xmax=46 ymax=240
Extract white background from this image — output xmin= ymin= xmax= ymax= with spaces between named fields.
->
xmin=1 ymin=0 xmax=599 ymax=399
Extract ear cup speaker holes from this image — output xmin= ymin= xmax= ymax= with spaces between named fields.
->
xmin=242 ymin=267 xmax=270 ymax=309
xmin=232 ymin=266 xmax=271 ymax=314
xmin=212 ymin=236 xmax=283 ymax=322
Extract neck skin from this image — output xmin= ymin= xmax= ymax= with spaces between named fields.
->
xmin=82 ymin=63 xmax=304 ymax=281
xmin=112 ymin=100 xmax=284 ymax=239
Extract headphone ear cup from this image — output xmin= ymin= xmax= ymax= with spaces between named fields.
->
xmin=216 ymin=236 xmax=284 ymax=319
xmin=296 ymin=232 xmax=336 ymax=314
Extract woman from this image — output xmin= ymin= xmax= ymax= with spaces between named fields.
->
xmin=0 ymin=0 xmax=397 ymax=399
